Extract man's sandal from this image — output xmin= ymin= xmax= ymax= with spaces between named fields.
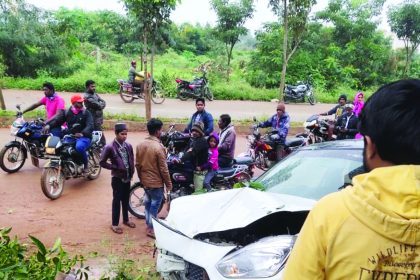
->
xmin=123 ymin=221 xmax=136 ymax=228
xmin=111 ymin=226 xmax=123 ymax=234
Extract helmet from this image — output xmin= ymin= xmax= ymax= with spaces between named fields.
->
xmin=131 ymin=60 xmax=136 ymax=66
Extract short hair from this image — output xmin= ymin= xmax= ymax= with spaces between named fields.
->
xmin=43 ymin=82 xmax=55 ymax=92
xmin=85 ymin=80 xmax=95 ymax=88
xmin=196 ymin=97 xmax=205 ymax=105
xmin=147 ymin=118 xmax=163 ymax=135
xmin=219 ymin=114 xmax=231 ymax=126
xmin=359 ymin=79 xmax=420 ymax=164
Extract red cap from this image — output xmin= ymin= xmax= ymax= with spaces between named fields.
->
xmin=70 ymin=94 xmax=84 ymax=104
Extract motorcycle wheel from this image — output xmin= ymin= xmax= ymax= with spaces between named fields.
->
xmin=255 ymin=152 xmax=269 ymax=171
xmin=234 ymin=172 xmax=251 ymax=184
xmin=204 ymin=87 xmax=214 ymax=101
xmin=119 ymin=86 xmax=135 ymax=103
xmin=0 ymin=144 xmax=26 ymax=173
xmin=307 ymin=92 xmax=316 ymax=105
xmin=128 ymin=183 xmax=165 ymax=219
xmin=87 ymin=149 xmax=101 ymax=180
xmin=40 ymin=167 xmax=65 ymax=200
xmin=151 ymin=85 xmax=166 ymax=104
xmin=177 ymin=89 xmax=189 ymax=101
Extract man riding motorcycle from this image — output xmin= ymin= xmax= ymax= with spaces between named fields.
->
xmin=128 ymin=60 xmax=149 ymax=88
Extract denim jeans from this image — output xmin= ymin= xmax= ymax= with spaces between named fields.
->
xmin=203 ymin=169 xmax=216 ymax=191
xmin=144 ymin=187 xmax=164 ymax=230
xmin=75 ymin=137 xmax=91 ymax=168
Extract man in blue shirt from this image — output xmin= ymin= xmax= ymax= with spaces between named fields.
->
xmin=184 ymin=97 xmax=214 ymax=136
xmin=257 ymin=103 xmax=290 ymax=144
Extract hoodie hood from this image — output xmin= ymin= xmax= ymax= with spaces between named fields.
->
xmin=208 ymin=132 xmax=219 ymax=145
xmin=343 ymin=165 xmax=420 ymax=245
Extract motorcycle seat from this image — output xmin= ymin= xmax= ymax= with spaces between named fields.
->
xmin=285 ymin=137 xmax=305 ymax=148
xmin=217 ymin=167 xmax=235 ymax=177
xmin=286 ymin=85 xmax=299 ymax=90
xmin=234 ymin=155 xmax=254 ymax=165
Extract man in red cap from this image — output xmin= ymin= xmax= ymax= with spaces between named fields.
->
xmin=47 ymin=94 xmax=93 ymax=173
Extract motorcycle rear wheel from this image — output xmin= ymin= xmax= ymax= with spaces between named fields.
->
xmin=151 ymin=85 xmax=166 ymax=104
xmin=204 ymin=87 xmax=214 ymax=101
xmin=119 ymin=86 xmax=135 ymax=103
xmin=307 ymin=91 xmax=316 ymax=105
xmin=177 ymin=89 xmax=189 ymax=101
xmin=87 ymin=149 xmax=101 ymax=180
xmin=41 ymin=167 xmax=65 ymax=200
xmin=0 ymin=144 xmax=26 ymax=173
xmin=128 ymin=183 xmax=165 ymax=219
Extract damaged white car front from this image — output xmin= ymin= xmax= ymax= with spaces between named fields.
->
xmin=152 ymin=187 xmax=314 ymax=280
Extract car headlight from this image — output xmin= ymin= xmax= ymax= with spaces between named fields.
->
xmin=216 ymin=235 xmax=295 ymax=278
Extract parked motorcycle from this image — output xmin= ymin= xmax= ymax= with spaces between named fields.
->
xmin=40 ymin=128 xmax=102 ymax=200
xmin=128 ymin=153 xmax=254 ymax=219
xmin=176 ymin=71 xmax=213 ymax=101
xmin=0 ymin=105 xmax=49 ymax=173
xmin=300 ymin=115 xmax=332 ymax=144
xmin=284 ymin=76 xmax=316 ymax=105
xmin=244 ymin=120 xmax=306 ymax=170
xmin=117 ymin=79 xmax=165 ymax=104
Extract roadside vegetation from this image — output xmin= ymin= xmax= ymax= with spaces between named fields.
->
xmin=0 ymin=1 xmax=419 ymax=104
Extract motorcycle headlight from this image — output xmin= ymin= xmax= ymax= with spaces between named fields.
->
xmin=216 ymin=235 xmax=295 ymax=278
xmin=45 ymin=147 xmax=56 ymax=155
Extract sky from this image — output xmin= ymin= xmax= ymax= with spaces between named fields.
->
xmin=26 ymin=0 xmax=403 ymax=45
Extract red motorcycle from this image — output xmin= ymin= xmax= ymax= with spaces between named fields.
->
xmin=244 ymin=120 xmax=306 ymax=170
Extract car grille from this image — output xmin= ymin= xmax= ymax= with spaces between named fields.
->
xmin=186 ymin=261 xmax=209 ymax=280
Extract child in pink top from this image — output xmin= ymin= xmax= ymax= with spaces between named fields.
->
xmin=202 ymin=133 xmax=219 ymax=192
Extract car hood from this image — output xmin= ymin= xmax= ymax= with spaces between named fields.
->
xmin=164 ymin=188 xmax=316 ymax=239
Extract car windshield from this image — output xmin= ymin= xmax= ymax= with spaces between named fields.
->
xmin=257 ymin=149 xmax=363 ymax=200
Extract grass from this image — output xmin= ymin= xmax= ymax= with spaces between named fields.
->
xmin=1 ymin=44 xmax=370 ymax=104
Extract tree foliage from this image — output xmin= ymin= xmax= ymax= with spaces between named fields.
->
xmin=211 ymin=0 xmax=254 ymax=81
xmin=388 ymin=0 xmax=420 ymax=76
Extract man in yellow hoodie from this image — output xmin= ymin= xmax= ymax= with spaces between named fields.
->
xmin=283 ymin=79 xmax=420 ymax=280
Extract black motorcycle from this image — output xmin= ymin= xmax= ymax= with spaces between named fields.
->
xmin=0 ymin=105 xmax=49 ymax=173
xmin=284 ymin=77 xmax=315 ymax=105
xmin=117 ymin=78 xmax=165 ymax=104
xmin=40 ymin=128 xmax=102 ymax=200
xmin=300 ymin=115 xmax=332 ymax=144
xmin=175 ymin=71 xmax=213 ymax=101
xmin=128 ymin=153 xmax=254 ymax=219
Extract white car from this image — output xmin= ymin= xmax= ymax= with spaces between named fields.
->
xmin=153 ymin=140 xmax=363 ymax=280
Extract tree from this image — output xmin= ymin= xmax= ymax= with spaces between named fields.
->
xmin=211 ymin=0 xmax=254 ymax=82
xmin=268 ymin=0 xmax=316 ymax=99
xmin=388 ymin=1 xmax=420 ymax=77
xmin=123 ymin=0 xmax=178 ymax=120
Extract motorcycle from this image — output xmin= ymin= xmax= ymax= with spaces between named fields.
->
xmin=0 ymin=105 xmax=49 ymax=173
xmin=175 ymin=71 xmax=213 ymax=101
xmin=300 ymin=114 xmax=332 ymax=144
xmin=128 ymin=126 xmax=255 ymax=219
xmin=40 ymin=127 xmax=103 ymax=200
xmin=244 ymin=119 xmax=306 ymax=170
xmin=117 ymin=78 xmax=165 ymax=104
xmin=284 ymin=76 xmax=316 ymax=105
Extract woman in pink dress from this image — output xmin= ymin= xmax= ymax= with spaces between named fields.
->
xmin=353 ymin=92 xmax=364 ymax=139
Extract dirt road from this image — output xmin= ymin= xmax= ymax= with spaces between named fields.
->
xmin=0 ymin=129 xmax=252 ymax=263
xmin=2 ymin=89 xmax=332 ymax=122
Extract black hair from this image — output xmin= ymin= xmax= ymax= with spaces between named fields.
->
xmin=338 ymin=94 xmax=347 ymax=102
xmin=85 ymin=80 xmax=95 ymax=88
xmin=43 ymin=82 xmax=55 ymax=92
xmin=147 ymin=118 xmax=163 ymax=135
xmin=359 ymin=79 xmax=420 ymax=165
xmin=196 ymin=97 xmax=205 ymax=105
xmin=219 ymin=114 xmax=231 ymax=126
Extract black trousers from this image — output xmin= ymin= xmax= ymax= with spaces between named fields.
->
xmin=218 ymin=156 xmax=233 ymax=168
xmin=111 ymin=177 xmax=130 ymax=226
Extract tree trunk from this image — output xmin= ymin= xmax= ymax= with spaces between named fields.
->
xmin=226 ymin=43 xmax=234 ymax=82
xmin=279 ymin=0 xmax=288 ymax=101
xmin=403 ymin=44 xmax=409 ymax=77
xmin=0 ymin=87 xmax=5 ymax=110
xmin=143 ymin=33 xmax=151 ymax=120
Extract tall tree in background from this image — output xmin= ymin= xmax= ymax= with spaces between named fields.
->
xmin=388 ymin=1 xmax=420 ymax=77
xmin=268 ymin=0 xmax=316 ymax=100
xmin=211 ymin=0 xmax=254 ymax=82
xmin=123 ymin=0 xmax=178 ymax=120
